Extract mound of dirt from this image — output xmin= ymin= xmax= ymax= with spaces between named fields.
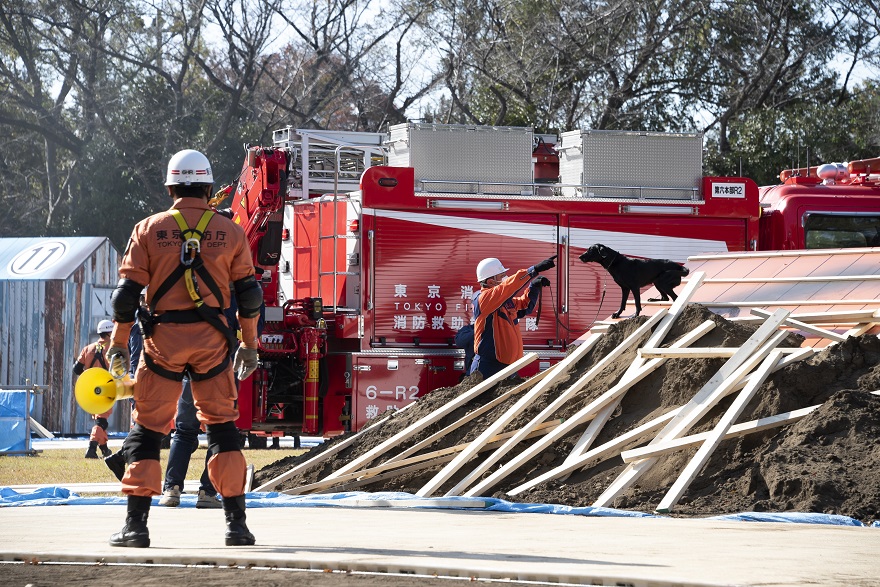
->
xmin=254 ymin=305 xmax=880 ymax=523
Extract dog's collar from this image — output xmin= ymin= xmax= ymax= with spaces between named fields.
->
xmin=602 ymin=249 xmax=620 ymax=268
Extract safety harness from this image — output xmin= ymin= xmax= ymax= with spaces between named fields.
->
xmin=90 ymin=343 xmax=110 ymax=370
xmin=140 ymin=209 xmax=238 ymax=382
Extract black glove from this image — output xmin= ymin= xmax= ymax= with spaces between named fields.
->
xmin=533 ymin=255 xmax=557 ymax=273
xmin=531 ymin=276 xmax=551 ymax=288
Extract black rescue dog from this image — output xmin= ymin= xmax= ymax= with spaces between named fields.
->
xmin=579 ymin=243 xmax=689 ymax=319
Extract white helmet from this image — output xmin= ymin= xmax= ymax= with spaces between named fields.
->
xmin=96 ymin=320 xmax=114 ymax=334
xmin=476 ymin=258 xmax=509 ymax=282
xmin=165 ymin=149 xmax=213 ymax=186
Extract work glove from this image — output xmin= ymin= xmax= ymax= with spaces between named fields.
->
xmin=233 ymin=345 xmax=259 ymax=380
xmin=531 ymin=254 xmax=558 ymax=274
xmin=531 ymin=276 xmax=551 ymax=288
xmin=105 ymin=345 xmax=130 ymax=377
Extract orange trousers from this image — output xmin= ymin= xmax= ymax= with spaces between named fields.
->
xmin=121 ymin=321 xmax=246 ymax=498
xmin=89 ymin=424 xmax=108 ymax=445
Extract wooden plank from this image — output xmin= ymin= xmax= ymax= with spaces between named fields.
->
xmin=508 ymin=346 xmax=814 ymax=496
xmin=507 ymin=409 xmax=681 ymax=496
xmin=591 ymin=309 xmax=791 ymax=508
xmin=621 ymin=404 xmax=821 ymax=463
xmin=460 ymin=319 xmax=715 ymax=498
xmin=414 ymin=326 xmax=632 ymax=498
xmin=843 ymin=322 xmax=878 ymax=338
xmin=28 ymin=417 xmax=54 ymax=439
xmin=566 ymin=311 xmax=716 ymax=465
xmin=309 ymin=459 xmax=455 ymax=494
xmin=384 ymin=367 xmax=555 ymax=465
xmin=285 ymin=420 xmax=561 ymax=495
xmin=586 ymin=347 xmax=812 ymax=473
xmin=751 ymin=308 xmax=848 ymax=343
xmin=244 ymin=464 xmax=255 ymax=493
xmin=564 ymin=274 xmax=707 ymax=463
xmin=728 ymin=309 xmax=879 ymax=324
xmin=254 ymin=404 xmax=411 ymax=491
xmin=639 ymin=271 xmax=706 ymax=352
xmin=326 ymin=352 xmax=538 ymax=482
xmin=639 ymin=347 xmax=803 ymax=359
xmin=563 ymin=403 xmax=617 ymax=468
xmin=438 ymin=311 xmax=668 ymax=497
xmin=655 ymin=350 xmax=785 ymax=513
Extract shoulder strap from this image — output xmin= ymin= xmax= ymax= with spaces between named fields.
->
xmin=169 ymin=209 xmax=214 ymax=242
xmin=152 ymin=210 xmax=215 ymax=308
xmin=91 ymin=343 xmax=109 ymax=370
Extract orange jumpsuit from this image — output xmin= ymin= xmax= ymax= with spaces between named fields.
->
xmin=112 ymin=197 xmax=258 ymax=497
xmin=75 ymin=341 xmax=113 ymax=444
xmin=471 ymin=269 xmax=539 ymax=377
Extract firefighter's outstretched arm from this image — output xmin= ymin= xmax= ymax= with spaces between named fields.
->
xmin=478 ymin=269 xmax=532 ymax=313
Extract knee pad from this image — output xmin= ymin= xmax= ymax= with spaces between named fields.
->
xmin=125 ymin=423 xmax=166 ymax=463
xmin=96 ymin=417 xmax=109 ymax=430
xmin=207 ymin=421 xmax=241 ymax=456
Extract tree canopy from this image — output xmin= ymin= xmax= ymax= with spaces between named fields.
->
xmin=1 ymin=0 xmax=877 ymax=250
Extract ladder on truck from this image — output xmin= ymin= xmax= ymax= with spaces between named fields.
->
xmin=273 ymin=128 xmax=386 ymax=311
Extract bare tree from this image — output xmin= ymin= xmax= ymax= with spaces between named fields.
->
xmin=0 ymin=1 xmax=93 ymax=231
xmin=255 ymin=0 xmax=439 ymax=132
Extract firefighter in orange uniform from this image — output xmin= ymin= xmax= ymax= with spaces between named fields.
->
xmin=470 ymin=256 xmax=555 ymax=379
xmin=105 ymin=149 xmax=262 ymax=548
xmin=74 ymin=319 xmax=116 ymax=459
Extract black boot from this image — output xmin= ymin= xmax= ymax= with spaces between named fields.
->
xmin=109 ymin=495 xmax=151 ymax=548
xmin=84 ymin=441 xmax=99 ymax=459
xmin=223 ymin=495 xmax=255 ymax=546
xmin=104 ymin=450 xmax=126 ymax=481
xmin=99 ymin=444 xmax=112 ymax=457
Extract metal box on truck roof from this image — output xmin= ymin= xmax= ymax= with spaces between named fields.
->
xmin=558 ymin=130 xmax=703 ymax=200
xmin=387 ymin=123 xmax=534 ymax=195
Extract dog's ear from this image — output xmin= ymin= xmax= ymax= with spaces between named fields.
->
xmin=596 ymin=244 xmax=608 ymax=259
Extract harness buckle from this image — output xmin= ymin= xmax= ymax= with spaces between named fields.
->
xmin=181 ymin=237 xmax=201 ymax=266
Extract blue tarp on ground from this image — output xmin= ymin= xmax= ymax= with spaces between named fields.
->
xmin=0 ymin=391 xmax=30 ymax=452
xmin=0 ymin=486 xmax=874 ymax=527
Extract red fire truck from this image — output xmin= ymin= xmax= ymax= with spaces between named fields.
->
xmin=224 ymin=125 xmax=880 ymax=445
xmin=759 ymin=159 xmax=880 ymax=250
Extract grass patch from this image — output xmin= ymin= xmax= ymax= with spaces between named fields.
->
xmin=0 ymin=447 xmax=307 ymax=487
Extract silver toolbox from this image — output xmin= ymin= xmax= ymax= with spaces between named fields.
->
xmin=558 ymin=130 xmax=703 ymax=200
xmin=387 ymin=123 xmax=534 ymax=196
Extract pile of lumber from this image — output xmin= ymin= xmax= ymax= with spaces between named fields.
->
xmin=255 ymin=264 xmax=880 ymax=513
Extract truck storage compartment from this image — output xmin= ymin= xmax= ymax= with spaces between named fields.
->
xmin=559 ymin=130 xmax=703 ymax=200
xmin=387 ymin=123 xmax=534 ymax=196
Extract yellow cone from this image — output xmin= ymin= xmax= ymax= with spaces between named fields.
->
xmin=74 ymin=367 xmax=133 ymax=415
